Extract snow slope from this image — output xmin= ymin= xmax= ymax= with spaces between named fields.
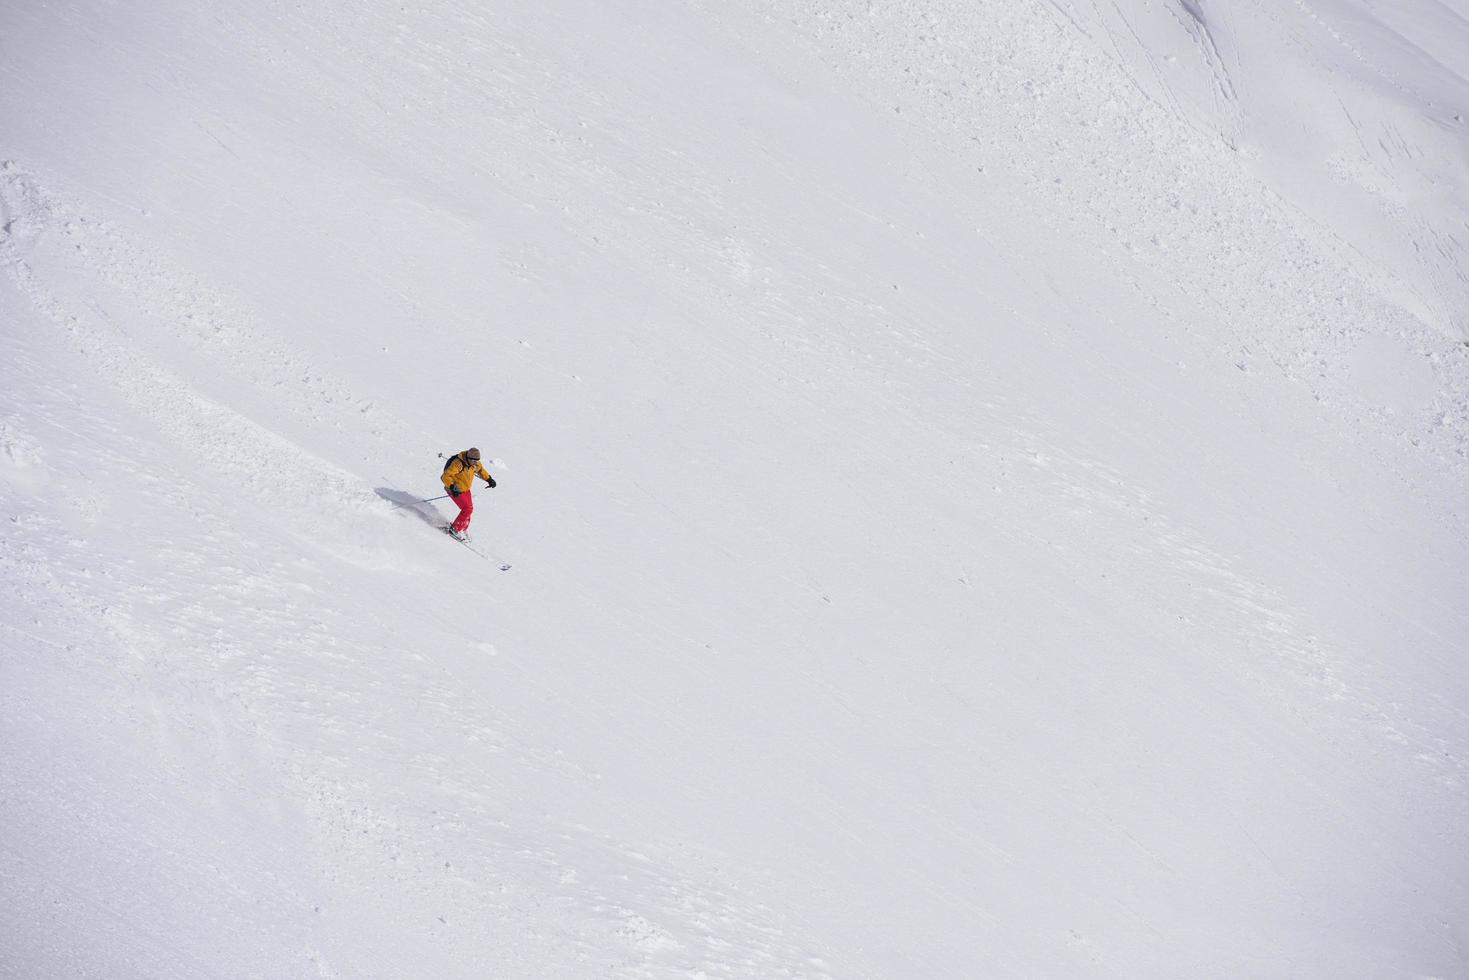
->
xmin=2 ymin=0 xmax=1467 ymax=977
xmin=1038 ymin=0 xmax=1469 ymax=340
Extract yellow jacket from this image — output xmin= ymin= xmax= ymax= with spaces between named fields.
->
xmin=442 ymin=453 xmax=494 ymax=493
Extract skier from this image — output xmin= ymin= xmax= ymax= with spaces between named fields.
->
xmin=441 ymin=447 xmax=496 ymax=539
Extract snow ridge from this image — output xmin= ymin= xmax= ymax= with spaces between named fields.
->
xmin=770 ymin=0 xmax=1469 ymax=484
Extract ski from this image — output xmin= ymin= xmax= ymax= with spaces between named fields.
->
xmin=443 ymin=526 xmax=511 ymax=571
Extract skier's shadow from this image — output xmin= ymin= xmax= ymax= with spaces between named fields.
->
xmin=374 ymin=487 xmax=447 ymax=528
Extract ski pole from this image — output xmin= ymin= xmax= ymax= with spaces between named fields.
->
xmin=387 ymin=494 xmax=450 ymax=507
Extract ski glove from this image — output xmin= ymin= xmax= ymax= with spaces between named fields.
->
xmin=484 ymin=476 xmax=496 ymax=488
xmin=449 ymin=488 xmax=462 ymax=497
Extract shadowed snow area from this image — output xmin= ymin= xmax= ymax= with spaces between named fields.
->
xmin=2 ymin=1 xmax=1467 ymax=977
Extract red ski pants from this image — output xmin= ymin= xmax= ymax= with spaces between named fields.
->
xmin=448 ymin=489 xmax=473 ymax=532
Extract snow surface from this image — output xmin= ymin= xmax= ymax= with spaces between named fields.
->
xmin=2 ymin=0 xmax=1468 ymax=977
